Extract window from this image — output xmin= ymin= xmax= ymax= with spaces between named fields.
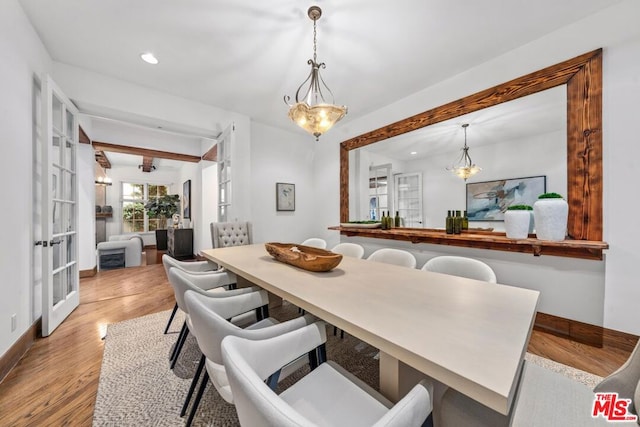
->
xmin=121 ymin=183 xmax=170 ymax=233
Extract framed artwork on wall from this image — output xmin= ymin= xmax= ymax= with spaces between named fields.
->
xmin=276 ymin=182 xmax=295 ymax=211
xmin=466 ymin=175 xmax=546 ymax=221
xmin=183 ymin=179 xmax=191 ymax=219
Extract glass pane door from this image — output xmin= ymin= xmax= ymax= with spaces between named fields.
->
xmin=395 ymin=172 xmax=423 ymax=227
xmin=41 ymin=75 xmax=79 ymax=336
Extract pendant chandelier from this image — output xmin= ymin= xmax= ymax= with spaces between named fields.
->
xmin=447 ymin=124 xmax=481 ymax=181
xmin=284 ymin=6 xmax=347 ymax=141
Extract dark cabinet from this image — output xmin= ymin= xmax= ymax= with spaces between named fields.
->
xmin=167 ymin=228 xmax=193 ymax=260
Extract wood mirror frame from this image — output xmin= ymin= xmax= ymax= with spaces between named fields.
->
xmin=339 ymin=49 xmax=603 ymax=251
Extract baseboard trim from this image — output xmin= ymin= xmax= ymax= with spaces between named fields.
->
xmin=79 ymin=266 xmax=97 ymax=278
xmin=534 ymin=312 xmax=638 ymax=351
xmin=0 ymin=318 xmax=40 ymax=384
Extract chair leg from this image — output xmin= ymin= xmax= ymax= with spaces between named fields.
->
xmin=170 ymin=321 xmax=187 ymax=361
xmin=317 ymin=343 xmax=327 ymax=365
xmin=170 ymin=325 xmax=190 ymax=369
xmin=186 ymin=370 xmax=209 ymax=427
xmin=308 ymin=348 xmax=318 ymax=371
xmin=340 ymin=329 xmax=344 ymax=339
xmin=163 ymin=303 xmax=178 ymax=334
xmin=181 ymin=354 xmax=205 ymax=417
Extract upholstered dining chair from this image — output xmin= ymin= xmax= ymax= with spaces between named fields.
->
xmin=331 ymin=242 xmax=365 ymax=259
xmin=210 ymin=221 xmax=252 ymax=248
xmin=162 ymin=254 xmax=228 ymax=334
xmin=438 ymin=339 xmax=640 ymax=426
xmin=421 ymin=255 xmax=497 ymax=283
xmin=183 ymin=290 xmax=317 ymax=426
xmin=367 ymin=248 xmax=417 ymax=269
xmin=167 ymin=267 xmax=258 ymax=370
xmin=222 ymin=322 xmax=433 ymax=427
xmin=301 ymin=237 xmax=327 ymax=249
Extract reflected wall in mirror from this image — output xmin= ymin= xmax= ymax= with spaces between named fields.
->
xmin=349 ymin=86 xmax=566 ymax=231
xmin=340 ymin=49 xmax=602 ymax=241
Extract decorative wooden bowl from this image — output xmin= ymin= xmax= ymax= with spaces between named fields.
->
xmin=265 ymin=243 xmax=343 ymax=272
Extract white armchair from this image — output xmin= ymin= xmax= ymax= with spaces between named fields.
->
xmin=367 ymin=248 xmax=417 ymax=269
xmin=183 ymin=290 xmax=317 ymax=426
xmin=421 ymin=255 xmax=497 ymax=283
xmin=222 ymin=322 xmax=432 ymax=427
xmin=161 ymin=254 xmax=236 ymax=334
xmin=167 ymin=268 xmax=259 ymax=370
xmin=96 ymin=234 xmax=144 ymax=270
xmin=301 ymin=238 xmax=327 ymax=249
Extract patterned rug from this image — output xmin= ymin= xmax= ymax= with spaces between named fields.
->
xmin=93 ymin=303 xmax=602 ymax=426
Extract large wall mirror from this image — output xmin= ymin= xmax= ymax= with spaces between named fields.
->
xmin=340 ymin=49 xmax=602 ymax=242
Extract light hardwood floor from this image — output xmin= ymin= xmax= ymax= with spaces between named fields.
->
xmin=0 ymin=261 xmax=633 ymax=426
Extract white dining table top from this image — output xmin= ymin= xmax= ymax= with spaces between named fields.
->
xmin=200 ymin=244 xmax=540 ymax=415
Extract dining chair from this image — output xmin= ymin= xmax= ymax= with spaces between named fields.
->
xmin=438 ymin=339 xmax=640 ymax=426
xmin=210 ymin=221 xmax=252 ymax=248
xmin=167 ymin=267 xmax=260 ymax=370
xmin=162 ymin=254 xmax=228 ymax=334
xmin=222 ymin=322 xmax=432 ymax=427
xmin=367 ymin=248 xmax=417 ymax=269
xmin=301 ymin=237 xmax=327 ymax=249
xmin=183 ymin=290 xmax=317 ymax=426
xmin=421 ymin=255 xmax=497 ymax=283
xmin=331 ymin=242 xmax=365 ymax=259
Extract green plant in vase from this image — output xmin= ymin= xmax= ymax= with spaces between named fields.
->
xmin=144 ymin=194 xmax=180 ymax=230
xmin=534 ymin=192 xmax=568 ymax=241
xmin=504 ymin=204 xmax=533 ymax=239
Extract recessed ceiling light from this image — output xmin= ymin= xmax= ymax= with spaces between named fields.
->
xmin=140 ymin=52 xmax=159 ymax=65
xmin=410 ymin=151 xmax=417 ymax=155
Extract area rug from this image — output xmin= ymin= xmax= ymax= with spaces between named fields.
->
xmin=93 ymin=304 xmax=602 ymax=426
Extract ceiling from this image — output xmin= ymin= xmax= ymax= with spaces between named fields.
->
xmin=19 ymin=0 xmax=618 ymax=138
xmin=365 ymin=86 xmax=566 ymax=161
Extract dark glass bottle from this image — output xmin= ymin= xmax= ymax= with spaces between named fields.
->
xmin=394 ymin=211 xmax=401 ymax=227
xmin=446 ymin=210 xmax=453 ymax=234
xmin=462 ymin=210 xmax=469 ymax=231
xmin=454 ymin=210 xmax=462 ymax=234
xmin=381 ymin=211 xmax=388 ymax=230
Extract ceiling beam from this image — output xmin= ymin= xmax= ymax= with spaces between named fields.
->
xmin=201 ymin=143 xmax=217 ymax=161
xmin=79 ymin=126 xmax=91 ymax=144
xmin=94 ymin=150 xmax=112 ymax=169
xmin=92 ymin=140 xmax=201 ymax=163
xmin=141 ymin=156 xmax=154 ymax=173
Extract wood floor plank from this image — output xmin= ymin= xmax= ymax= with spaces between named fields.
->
xmin=0 ymin=259 xmax=633 ymax=425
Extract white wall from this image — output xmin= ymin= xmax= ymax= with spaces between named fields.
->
xmin=0 ymin=0 xmax=53 ymax=357
xmin=312 ymin=0 xmax=640 ymax=333
xmin=249 ymin=122 xmax=317 ymax=244
xmin=176 ymin=162 xmax=201 ymax=254
xmin=403 ymin=129 xmax=566 ymax=230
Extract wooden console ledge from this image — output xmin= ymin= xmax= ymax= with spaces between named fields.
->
xmin=329 ymin=226 xmax=608 ymax=260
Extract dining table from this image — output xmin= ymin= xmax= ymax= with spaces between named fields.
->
xmin=200 ymin=243 xmax=540 ymax=415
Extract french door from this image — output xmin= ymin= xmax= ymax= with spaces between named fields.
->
xmin=395 ymin=172 xmax=423 ymax=227
xmin=39 ymin=75 xmax=79 ymax=336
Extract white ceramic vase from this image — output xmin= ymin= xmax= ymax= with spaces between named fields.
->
xmin=504 ymin=210 xmax=531 ymax=239
xmin=533 ymin=198 xmax=568 ymax=241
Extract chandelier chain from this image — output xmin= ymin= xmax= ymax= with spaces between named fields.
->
xmin=312 ymin=16 xmax=317 ymax=63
